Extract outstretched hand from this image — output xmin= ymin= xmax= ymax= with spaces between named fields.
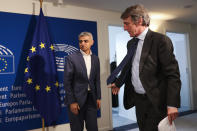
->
xmin=107 ymin=83 xmax=120 ymax=95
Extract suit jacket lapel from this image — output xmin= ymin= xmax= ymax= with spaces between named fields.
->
xmin=89 ymin=55 xmax=94 ymax=80
xmin=139 ymin=30 xmax=153 ymax=74
xmin=78 ymin=52 xmax=88 ymax=80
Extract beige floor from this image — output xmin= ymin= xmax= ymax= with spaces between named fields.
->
xmin=128 ymin=113 xmax=197 ymax=131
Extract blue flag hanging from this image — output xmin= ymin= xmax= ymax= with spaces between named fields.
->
xmin=23 ymin=8 xmax=61 ymax=125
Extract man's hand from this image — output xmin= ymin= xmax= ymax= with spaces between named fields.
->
xmin=70 ymin=103 xmax=80 ymax=115
xmin=107 ymin=83 xmax=120 ymax=95
xmin=97 ymin=99 xmax=101 ymax=109
xmin=167 ymin=107 xmax=178 ymax=125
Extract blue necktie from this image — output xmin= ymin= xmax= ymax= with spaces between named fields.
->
xmin=107 ymin=37 xmax=139 ymax=85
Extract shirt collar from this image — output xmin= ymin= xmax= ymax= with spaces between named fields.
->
xmin=80 ymin=49 xmax=92 ymax=56
xmin=137 ymin=27 xmax=149 ymax=41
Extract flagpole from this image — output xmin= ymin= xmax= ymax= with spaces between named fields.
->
xmin=40 ymin=0 xmax=43 ymax=8
xmin=42 ymin=118 xmax=45 ymax=131
xmin=40 ymin=4 xmax=44 ymax=131
xmin=23 ymin=0 xmax=61 ymax=129
xmin=40 ymin=3 xmax=44 ymax=131
xmin=40 ymin=1 xmax=44 ymax=130
xmin=39 ymin=0 xmax=45 ymax=130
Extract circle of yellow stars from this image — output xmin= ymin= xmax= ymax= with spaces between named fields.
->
xmin=29 ymin=42 xmax=54 ymax=53
xmin=25 ymin=42 xmax=57 ymax=93
xmin=0 ymin=58 xmax=8 ymax=72
xmin=26 ymin=77 xmax=59 ymax=93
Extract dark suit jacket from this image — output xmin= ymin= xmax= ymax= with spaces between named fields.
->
xmin=115 ymin=29 xmax=181 ymax=113
xmin=64 ymin=51 xmax=101 ymax=108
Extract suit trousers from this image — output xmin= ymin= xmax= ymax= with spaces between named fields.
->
xmin=134 ymin=93 xmax=166 ymax=131
xmin=68 ymin=92 xmax=98 ymax=131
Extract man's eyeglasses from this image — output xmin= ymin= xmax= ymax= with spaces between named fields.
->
xmin=79 ymin=40 xmax=89 ymax=43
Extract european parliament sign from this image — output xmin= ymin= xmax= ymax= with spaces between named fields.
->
xmin=0 ymin=11 xmax=98 ymax=131
xmin=0 ymin=45 xmax=15 ymax=74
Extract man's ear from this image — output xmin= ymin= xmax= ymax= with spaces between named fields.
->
xmin=92 ymin=40 xmax=94 ymax=46
xmin=138 ymin=17 xmax=143 ymax=25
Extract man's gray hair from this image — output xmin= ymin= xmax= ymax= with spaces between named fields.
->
xmin=121 ymin=4 xmax=150 ymax=26
xmin=78 ymin=32 xmax=93 ymax=40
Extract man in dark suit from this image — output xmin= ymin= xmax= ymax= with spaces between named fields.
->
xmin=108 ymin=4 xmax=181 ymax=131
xmin=64 ymin=32 xmax=101 ymax=131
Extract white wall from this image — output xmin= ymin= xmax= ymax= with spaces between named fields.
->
xmin=160 ymin=22 xmax=197 ymax=109
xmin=189 ymin=24 xmax=197 ymax=109
xmin=108 ymin=26 xmax=123 ymax=63
xmin=1 ymin=0 xmax=197 ymax=131
xmin=166 ymin=32 xmax=190 ymax=111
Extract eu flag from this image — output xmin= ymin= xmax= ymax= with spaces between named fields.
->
xmin=23 ymin=8 xmax=61 ymax=125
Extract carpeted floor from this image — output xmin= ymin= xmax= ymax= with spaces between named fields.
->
xmin=113 ymin=111 xmax=197 ymax=131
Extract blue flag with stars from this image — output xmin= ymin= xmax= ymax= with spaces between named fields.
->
xmin=23 ymin=8 xmax=61 ymax=125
